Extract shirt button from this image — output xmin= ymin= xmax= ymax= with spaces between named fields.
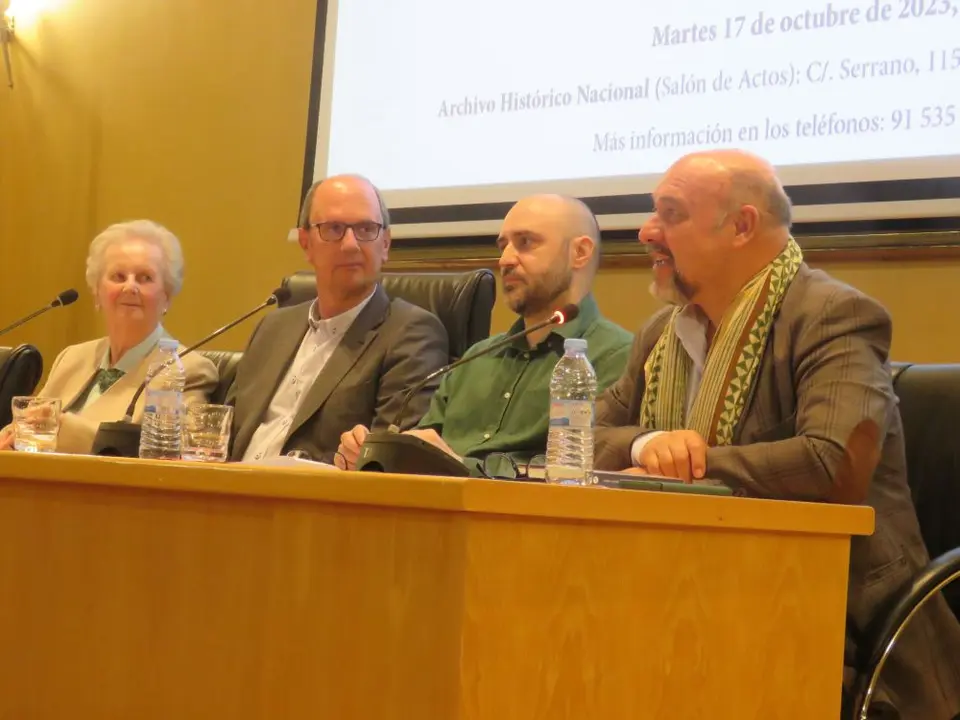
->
xmin=503 ymin=392 xmax=511 ymax=399
xmin=483 ymin=432 xmax=491 ymax=440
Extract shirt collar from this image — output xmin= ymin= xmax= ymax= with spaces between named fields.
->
xmin=672 ymin=304 xmax=710 ymax=374
xmin=307 ymin=286 xmax=376 ymax=337
xmin=100 ymin=324 xmax=168 ymax=373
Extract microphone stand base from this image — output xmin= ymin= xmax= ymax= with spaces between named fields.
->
xmin=356 ymin=431 xmax=470 ymax=477
xmin=91 ymin=421 xmax=142 ymax=458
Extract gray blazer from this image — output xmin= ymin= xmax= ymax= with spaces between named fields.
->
xmin=227 ymin=285 xmax=449 ymax=464
xmin=595 ymin=265 xmax=960 ymax=719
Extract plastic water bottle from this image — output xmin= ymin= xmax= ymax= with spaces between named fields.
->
xmin=546 ymin=338 xmax=598 ymax=485
xmin=138 ymin=337 xmax=186 ymax=460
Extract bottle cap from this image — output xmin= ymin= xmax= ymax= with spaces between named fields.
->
xmin=158 ymin=337 xmax=179 ymax=351
xmin=563 ymin=338 xmax=587 ymax=352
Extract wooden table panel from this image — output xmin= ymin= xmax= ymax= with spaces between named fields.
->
xmin=0 ymin=453 xmax=873 ymax=719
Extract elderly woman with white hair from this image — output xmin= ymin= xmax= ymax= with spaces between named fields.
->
xmin=0 ymin=220 xmax=218 ymax=454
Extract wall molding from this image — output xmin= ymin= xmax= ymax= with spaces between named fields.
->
xmin=388 ymin=230 xmax=960 ymax=272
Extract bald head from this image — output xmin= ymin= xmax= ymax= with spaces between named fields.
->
xmin=299 ymin=174 xmax=390 ymax=230
xmin=642 ymin=149 xmax=794 ymax=321
xmin=507 ymin=194 xmax=602 ymax=268
xmin=296 ymin=173 xmax=392 ymax=319
xmin=497 ymin=194 xmax=601 ymax=319
xmin=669 ymin=150 xmax=792 ymax=229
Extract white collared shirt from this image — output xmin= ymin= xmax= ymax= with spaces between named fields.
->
xmin=630 ymin=305 xmax=709 ymax=465
xmin=242 ymin=289 xmax=376 ymax=462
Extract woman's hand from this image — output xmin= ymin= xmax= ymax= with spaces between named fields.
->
xmin=0 ymin=424 xmax=15 ymax=451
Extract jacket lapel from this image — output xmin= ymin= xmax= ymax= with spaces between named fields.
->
xmin=52 ymin=339 xmax=107 ymax=412
xmin=732 ymin=267 xmax=814 ymax=444
xmin=286 ymin=287 xmax=390 ymax=439
xmin=732 ymin=356 xmax=768 ymax=445
xmin=82 ymin=344 xmax=164 ymax=422
xmin=235 ymin=306 xmax=311 ymax=453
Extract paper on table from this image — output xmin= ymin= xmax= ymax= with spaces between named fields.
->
xmin=240 ymin=456 xmax=341 ymax=470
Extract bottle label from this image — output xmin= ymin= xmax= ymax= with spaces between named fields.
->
xmin=549 ymin=399 xmax=593 ymax=429
xmin=144 ymin=389 xmax=183 ymax=415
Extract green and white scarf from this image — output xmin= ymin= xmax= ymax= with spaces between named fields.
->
xmin=639 ymin=237 xmax=803 ymax=446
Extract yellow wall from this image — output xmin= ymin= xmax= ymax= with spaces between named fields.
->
xmin=486 ymin=260 xmax=960 ymax=362
xmin=0 ymin=0 xmax=313 ymax=370
xmin=2 ymin=0 xmax=958 ymax=379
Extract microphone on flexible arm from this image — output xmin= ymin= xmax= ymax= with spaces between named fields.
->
xmin=355 ymin=303 xmax=581 ymax=477
xmin=91 ymin=286 xmax=292 ymax=457
xmin=0 ymin=289 xmax=80 ymax=338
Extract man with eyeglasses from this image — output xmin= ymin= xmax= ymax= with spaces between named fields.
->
xmin=226 ymin=174 xmax=449 ymax=464
xmin=336 ymin=194 xmax=632 ymax=477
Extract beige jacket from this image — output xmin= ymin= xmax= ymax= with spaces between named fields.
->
xmin=35 ymin=338 xmax=218 ymax=454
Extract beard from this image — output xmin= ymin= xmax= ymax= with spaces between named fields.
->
xmin=504 ymin=264 xmax=573 ymax=316
xmin=649 ymin=263 xmax=698 ymax=306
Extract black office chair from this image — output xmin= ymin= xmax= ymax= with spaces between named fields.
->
xmin=280 ymin=269 xmax=497 ymax=361
xmin=849 ymin=362 xmax=960 ymax=719
xmin=893 ymin=363 xmax=960 ymax=619
xmin=198 ymin=350 xmax=244 ymax=405
xmin=0 ymin=345 xmax=44 ymax=428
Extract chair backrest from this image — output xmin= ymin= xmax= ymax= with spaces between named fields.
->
xmin=0 ymin=345 xmax=44 ymax=428
xmin=197 ymin=350 xmax=243 ymax=405
xmin=890 ymin=361 xmax=960 ymax=617
xmin=279 ymin=270 xmax=497 ymax=360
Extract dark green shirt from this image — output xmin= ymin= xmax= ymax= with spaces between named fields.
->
xmin=417 ymin=294 xmax=632 ymax=471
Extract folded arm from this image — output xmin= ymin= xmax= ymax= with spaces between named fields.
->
xmin=57 ymin=352 xmax=219 ymax=455
xmin=30 ymin=347 xmax=94 ymax=454
xmin=371 ymin=313 xmax=449 ymax=431
xmin=594 ymin=323 xmax=662 ymax=471
xmin=707 ymin=291 xmax=895 ymax=501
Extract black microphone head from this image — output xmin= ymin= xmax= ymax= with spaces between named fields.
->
xmin=553 ymin=303 xmax=580 ymax=324
xmin=269 ymin=286 xmax=292 ymax=306
xmin=54 ymin=289 xmax=79 ymax=307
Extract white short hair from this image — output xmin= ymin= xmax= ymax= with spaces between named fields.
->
xmin=85 ymin=220 xmax=185 ymax=298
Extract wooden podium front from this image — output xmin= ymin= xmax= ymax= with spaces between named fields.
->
xmin=0 ymin=453 xmax=873 ymax=719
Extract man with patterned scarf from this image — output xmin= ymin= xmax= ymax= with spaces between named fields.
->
xmin=594 ymin=149 xmax=960 ymax=720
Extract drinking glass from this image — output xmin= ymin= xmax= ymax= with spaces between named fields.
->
xmin=11 ymin=396 xmax=61 ymax=453
xmin=181 ymin=404 xmax=233 ymax=462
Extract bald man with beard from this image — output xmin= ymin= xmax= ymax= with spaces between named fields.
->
xmin=337 ymin=194 xmax=632 ymax=476
xmin=594 ymin=149 xmax=960 ymax=719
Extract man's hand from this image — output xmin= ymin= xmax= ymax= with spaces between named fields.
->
xmin=0 ymin=425 xmax=14 ymax=451
xmin=618 ymin=466 xmax=657 ymax=475
xmin=636 ymin=430 xmax=707 ymax=483
xmin=403 ymin=428 xmax=461 ymax=461
xmin=335 ymin=424 xmax=370 ymax=470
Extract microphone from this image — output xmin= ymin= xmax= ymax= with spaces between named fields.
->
xmin=121 ymin=285 xmax=292 ymax=421
xmin=91 ymin=286 xmax=291 ymax=457
xmin=0 ymin=288 xmax=80 ymax=338
xmin=356 ymin=302 xmax=581 ymax=477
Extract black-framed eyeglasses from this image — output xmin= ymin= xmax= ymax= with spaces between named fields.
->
xmin=480 ymin=453 xmax=547 ymax=481
xmin=308 ymin=221 xmax=384 ymax=243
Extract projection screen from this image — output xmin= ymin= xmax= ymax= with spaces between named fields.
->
xmin=303 ymin=0 xmax=960 ymax=240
